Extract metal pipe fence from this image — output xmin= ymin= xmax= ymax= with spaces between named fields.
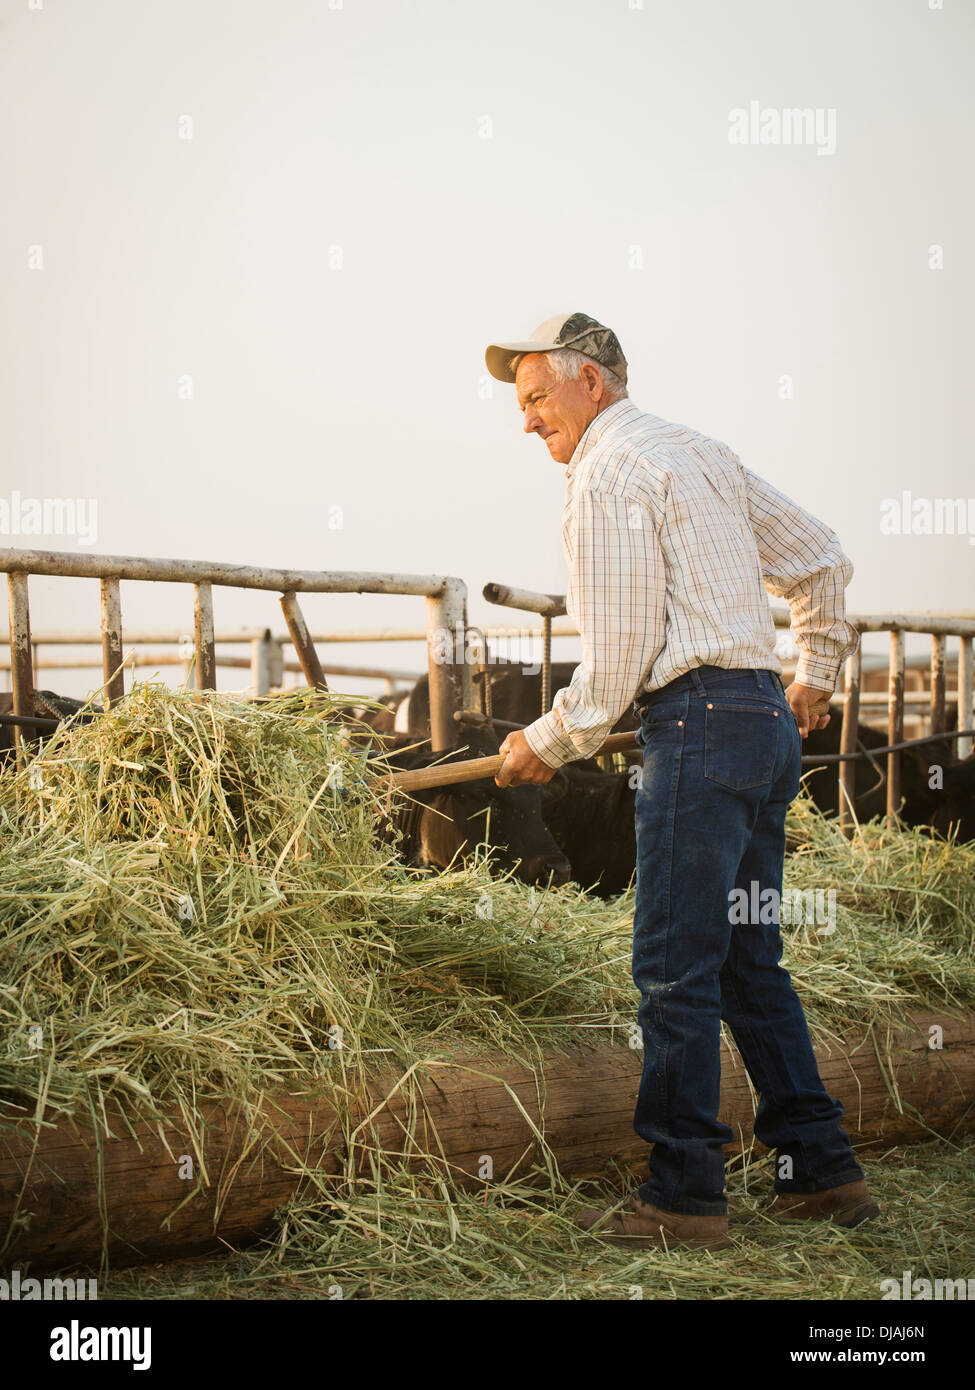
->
xmin=4 ymin=546 xmax=972 ymax=835
xmin=482 ymin=579 xmax=975 ymax=831
xmin=0 ymin=548 xmax=469 ymax=752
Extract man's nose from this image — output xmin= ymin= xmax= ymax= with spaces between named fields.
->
xmin=522 ymin=408 xmax=542 ymax=434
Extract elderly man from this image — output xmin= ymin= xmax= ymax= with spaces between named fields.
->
xmin=485 ymin=312 xmax=880 ymax=1251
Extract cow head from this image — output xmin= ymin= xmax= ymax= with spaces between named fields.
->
xmin=414 ymin=727 xmax=572 ymax=886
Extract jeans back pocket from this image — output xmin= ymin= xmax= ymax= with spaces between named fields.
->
xmin=704 ymin=700 xmax=779 ymax=790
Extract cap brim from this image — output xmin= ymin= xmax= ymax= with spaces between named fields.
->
xmin=485 ymin=340 xmax=561 ymax=383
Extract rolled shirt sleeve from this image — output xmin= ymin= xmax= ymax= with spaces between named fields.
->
xmin=743 ymin=466 xmax=859 ymax=691
xmin=522 ymin=489 xmax=666 ymax=768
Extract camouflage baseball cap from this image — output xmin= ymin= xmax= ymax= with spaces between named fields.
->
xmin=485 ymin=312 xmax=628 ymax=386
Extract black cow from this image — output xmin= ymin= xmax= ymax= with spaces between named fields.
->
xmin=542 ymin=761 xmax=637 ymax=898
xmin=538 ymin=707 xmax=975 ymax=898
xmin=801 ymin=712 xmax=975 ymax=840
xmin=337 ymin=689 xmax=410 ymax=736
xmin=376 ymin=726 xmax=573 ymax=886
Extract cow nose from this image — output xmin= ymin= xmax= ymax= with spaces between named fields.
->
xmin=519 ymin=855 xmax=573 ymax=887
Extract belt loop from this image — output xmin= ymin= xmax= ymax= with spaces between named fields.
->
xmin=753 ymin=669 xmax=762 ymax=691
xmin=689 ymin=667 xmax=706 ymax=694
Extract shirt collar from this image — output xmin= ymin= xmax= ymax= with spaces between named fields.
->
xmin=565 ymin=397 xmax=640 ymax=478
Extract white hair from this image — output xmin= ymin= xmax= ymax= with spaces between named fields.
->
xmin=509 ymin=347 xmax=627 ymax=399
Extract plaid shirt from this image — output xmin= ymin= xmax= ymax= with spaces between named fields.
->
xmin=523 ymin=398 xmax=858 ymax=769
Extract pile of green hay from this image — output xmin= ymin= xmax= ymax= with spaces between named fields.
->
xmin=1 ymin=684 xmax=972 ymax=1292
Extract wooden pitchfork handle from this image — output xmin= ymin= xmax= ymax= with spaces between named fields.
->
xmin=388 ymin=731 xmax=641 ymax=794
xmin=387 ymin=696 xmax=832 ymax=794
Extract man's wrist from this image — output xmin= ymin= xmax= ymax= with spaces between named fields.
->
xmin=794 ymin=658 xmax=839 ymax=695
xmin=523 ymin=713 xmax=575 ymax=769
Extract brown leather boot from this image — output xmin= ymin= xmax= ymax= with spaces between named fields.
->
xmin=760 ymin=1179 xmax=881 ymax=1228
xmin=578 ymin=1193 xmax=731 ymax=1251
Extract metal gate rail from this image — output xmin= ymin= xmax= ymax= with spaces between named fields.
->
xmin=482 ymin=580 xmax=975 ymax=830
xmin=0 ymin=548 xmax=469 ymax=753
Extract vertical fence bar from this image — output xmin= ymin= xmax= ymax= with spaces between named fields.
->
xmin=100 ymin=577 xmax=125 ymax=706
xmin=193 ymin=582 xmax=217 ymax=691
xmin=838 ymin=643 xmax=862 ymax=837
xmin=6 ymin=572 xmax=34 ymax=757
xmin=958 ymin=636 xmax=974 ymax=759
xmin=929 ymin=634 xmax=946 ymax=737
xmin=425 ymin=578 xmax=468 ymax=751
xmin=541 ymin=615 xmax=552 ymax=716
xmin=466 ymin=626 xmax=490 ymax=719
xmin=250 ymin=630 xmax=277 ymax=697
xmin=279 ymin=593 xmax=328 ymax=691
xmin=270 ymin=638 xmax=284 ymax=690
xmin=887 ymin=630 xmax=905 ymax=822
xmin=473 ymin=627 xmax=493 ymax=719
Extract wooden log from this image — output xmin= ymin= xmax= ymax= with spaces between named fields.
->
xmin=1 ymin=1009 xmax=971 ymax=1274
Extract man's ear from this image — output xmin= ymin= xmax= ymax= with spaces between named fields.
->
xmin=580 ymin=361 xmax=603 ymax=400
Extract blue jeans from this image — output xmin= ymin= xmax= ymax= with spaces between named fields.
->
xmin=631 ymin=666 xmax=864 ymax=1216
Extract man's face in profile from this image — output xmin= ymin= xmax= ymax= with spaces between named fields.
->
xmin=515 ymin=353 xmax=601 ymax=465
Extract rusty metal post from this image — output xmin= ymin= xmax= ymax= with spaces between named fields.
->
xmin=100 ymin=577 xmax=125 ymax=706
xmin=193 ymin=582 xmax=217 ymax=691
xmin=541 ymin=615 xmax=552 ymax=716
xmin=838 ymin=644 xmax=862 ymax=837
xmin=929 ymin=634 xmax=946 ymax=737
xmin=465 ymin=626 xmax=491 ymax=719
xmin=279 ymin=592 xmax=329 ymax=691
xmin=959 ymin=637 xmax=974 ymax=759
xmin=425 ymin=577 xmax=468 ymax=751
xmin=6 ymin=572 xmax=34 ymax=757
xmin=269 ymin=638 xmax=284 ymax=689
xmin=887 ymin=630 xmax=905 ymax=822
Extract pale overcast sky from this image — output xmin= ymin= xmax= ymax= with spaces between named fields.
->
xmin=2 ymin=0 xmax=972 ymax=697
